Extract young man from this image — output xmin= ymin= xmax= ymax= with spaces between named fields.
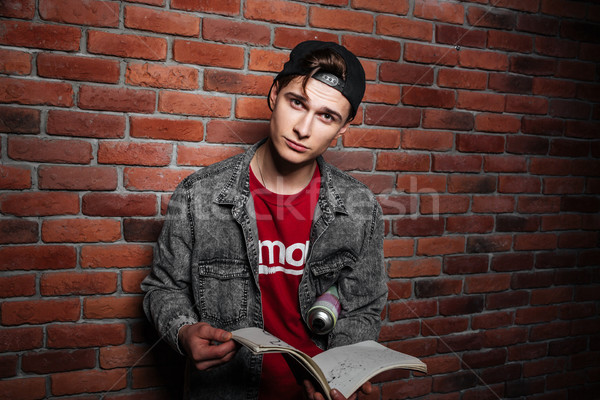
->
xmin=142 ymin=40 xmax=387 ymax=400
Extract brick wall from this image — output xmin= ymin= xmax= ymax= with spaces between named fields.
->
xmin=1 ymin=0 xmax=599 ymax=399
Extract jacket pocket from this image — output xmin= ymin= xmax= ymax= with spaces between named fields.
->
xmin=309 ymin=251 xmax=356 ymax=295
xmin=193 ymin=259 xmax=250 ymax=327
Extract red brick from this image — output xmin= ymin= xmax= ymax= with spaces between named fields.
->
xmin=203 ymin=18 xmax=270 ymax=45
xmin=343 ymin=128 xmax=400 ymax=149
xmin=0 ymin=76 xmax=73 ymax=107
xmin=122 ymin=269 xmax=149 ymax=293
xmin=447 ymin=215 xmax=494 ymax=234
xmin=496 ymin=215 xmax=540 ymax=232
xmin=437 ymin=24 xmax=486 ymax=49
xmin=80 ymin=244 xmax=154 ymax=268
xmin=557 ymin=59 xmax=596 ymax=81
xmin=544 ymin=177 xmax=585 ymax=194
xmin=550 ymin=139 xmax=590 ymax=158
xmin=402 ymin=130 xmax=453 ymax=152
xmin=47 ymin=110 xmax=125 ymax=138
xmin=505 ymin=95 xmax=549 ymax=114
xmin=489 ymin=72 xmax=533 ymax=94
xmin=472 ymin=195 xmax=515 ymax=213
xmin=8 ymin=136 xmax=92 ymax=164
xmin=126 ymin=62 xmax=199 ymax=90
xmin=484 ymin=155 xmax=527 ymax=173
xmin=364 ymin=83 xmax=402 ymax=104
xmin=0 ymin=327 xmax=43 ymax=351
xmin=0 ymin=245 xmax=76 ymax=271
xmin=204 ymin=69 xmax=272 ymax=95
xmin=380 ymin=62 xmax=434 ymax=85
xmin=158 ymin=91 xmax=231 ymax=117
xmin=248 ymin=49 xmax=288 ymax=73
xmin=342 ymin=35 xmax=401 ymax=61
xmin=483 ymin=327 xmax=528 ymax=347
xmin=443 ymin=255 xmax=488 ymax=275
xmin=84 ymin=295 xmax=144 ymax=319
xmin=47 ymin=322 xmax=126 ymax=348
xmin=206 ymin=120 xmax=269 ymax=144
xmin=0 ymin=20 xmax=81 ymax=51
xmin=440 ymin=296 xmax=485 ymax=316
xmin=396 ymin=173 xmax=446 ymax=193
xmin=40 ymin=0 xmax=119 ymax=27
xmin=0 ymin=165 xmax=31 ymax=189
xmin=458 ymin=92 xmax=506 ymax=113
xmin=0 ymin=274 xmax=36 ymax=297
xmin=417 ymin=237 xmax=465 ymax=256
xmin=459 ymin=49 xmax=509 ymax=71
xmin=0 ymin=48 xmax=31 ymax=75
xmin=0 ymin=354 xmax=17 ymax=378
xmin=100 ymin=344 xmax=154 ymax=368
xmin=388 ymin=258 xmax=441 ymax=278
xmin=82 ymin=193 xmax=157 ymax=217
xmin=422 ymin=316 xmax=469 ymax=337
xmin=524 ymin=117 xmax=564 ymax=136
xmin=515 ymin=305 xmax=559 ymax=325
xmin=0 ymin=377 xmax=46 ymax=400
xmin=38 ymin=165 xmax=118 ymax=190
xmin=41 ymin=271 xmax=117 ymax=295
xmin=414 ymin=0 xmax=464 ymax=24
xmin=173 ymin=39 xmax=244 ymax=68
xmin=467 ymin=234 xmax=512 ymax=254
xmin=378 ymin=195 xmax=417 ymax=215
xmin=125 ymin=5 xmax=199 ymax=36
xmin=488 ymin=30 xmax=533 ymax=53
xmin=550 ymin=99 xmax=591 ymax=120
xmin=392 ymin=217 xmax=444 ymax=237
xmin=171 ymin=0 xmax=240 ymax=15
xmin=423 ymin=109 xmax=474 ymax=131
xmin=365 ymin=105 xmax=421 ymax=127
xmin=273 ymin=27 xmax=338 ymax=49
xmin=0 ymin=192 xmax=78 ymax=217
xmin=2 ymin=298 xmax=80 ymax=325
xmin=467 ymin=5 xmax=516 ymax=30
xmin=0 ymin=106 xmax=39 ymax=133
xmin=352 ymin=0 xmax=409 ymax=14
xmin=42 ymin=218 xmax=121 ymax=243
xmin=386 ymin=281 xmax=412 ymax=301
xmin=79 ymin=85 xmax=156 ymax=113
xmin=244 ymin=0 xmax=306 ymax=25
xmin=517 ymin=13 xmax=559 ymax=35
xmin=404 ymin=42 xmax=458 ymax=66
xmin=87 ymin=30 xmax=167 ymax=60
xmin=530 ymin=321 xmax=571 ymax=342
xmin=472 ymin=311 xmax=513 ymax=330
xmin=130 ymin=116 xmax=204 ymax=141
xmin=456 ymin=133 xmax=505 ymax=153
xmin=22 ymin=349 xmax=95 ymax=374
xmin=389 ymin=300 xmax=437 ymax=322
xmin=510 ymin=55 xmax=556 ymax=76
xmin=350 ymin=173 xmax=395 ymax=194
xmin=375 ymin=152 xmax=430 ymax=172
xmin=98 ymin=142 xmax=172 ymax=166
xmin=310 ymin=8 xmax=373 ymax=33
xmin=403 ymin=86 xmax=455 ymax=109
xmin=506 ymin=135 xmax=549 ymax=155
xmin=0 ymin=0 xmax=35 ymax=18
xmin=432 ymin=154 xmax=481 ymax=172
xmin=438 ymin=68 xmax=487 ymax=90
xmin=51 ymin=368 xmax=127 ymax=396
xmin=123 ymin=167 xmax=194 ymax=191
xmin=323 ymin=150 xmax=374 ymax=172
xmin=177 ymin=145 xmax=245 ymax=167
xmin=421 ymin=194 xmax=470 ymax=215
xmin=514 ymin=233 xmax=558 ymax=251
xmin=533 ymin=77 xmax=576 ymax=98
xmin=376 ymin=15 xmax=432 ymax=41
xmin=383 ymin=238 xmax=414 ymax=258
xmin=235 ymin=96 xmax=272 ymax=120
xmin=465 ymin=274 xmax=511 ymax=294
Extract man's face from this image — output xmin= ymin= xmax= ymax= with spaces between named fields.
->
xmin=268 ymin=76 xmax=352 ymax=167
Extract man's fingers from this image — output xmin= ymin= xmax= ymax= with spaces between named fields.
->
xmin=196 ymin=322 xmax=232 ymax=342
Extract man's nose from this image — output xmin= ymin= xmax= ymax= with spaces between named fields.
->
xmin=293 ymin=112 xmax=312 ymax=139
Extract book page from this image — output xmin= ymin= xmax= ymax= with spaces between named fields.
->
xmin=312 ymin=341 xmax=427 ymax=399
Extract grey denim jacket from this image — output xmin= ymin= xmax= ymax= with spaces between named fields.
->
xmin=142 ymin=141 xmax=387 ymax=400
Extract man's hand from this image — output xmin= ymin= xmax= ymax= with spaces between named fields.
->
xmin=303 ymin=380 xmax=372 ymax=400
xmin=178 ymin=322 xmax=237 ymax=370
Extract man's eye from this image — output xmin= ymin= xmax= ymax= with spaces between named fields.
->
xmin=291 ymin=99 xmax=302 ymax=107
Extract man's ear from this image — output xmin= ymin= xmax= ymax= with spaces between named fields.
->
xmin=334 ymin=121 xmax=351 ymax=140
xmin=268 ymin=83 xmax=279 ymax=110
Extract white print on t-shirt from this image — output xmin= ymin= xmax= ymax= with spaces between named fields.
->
xmin=258 ymin=240 xmax=309 ymax=276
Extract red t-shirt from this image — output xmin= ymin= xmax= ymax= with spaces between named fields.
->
xmin=249 ymin=166 xmax=323 ymax=400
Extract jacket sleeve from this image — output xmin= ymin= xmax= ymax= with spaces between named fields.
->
xmin=329 ymin=200 xmax=388 ymax=348
xmin=141 ymin=184 xmax=199 ymax=354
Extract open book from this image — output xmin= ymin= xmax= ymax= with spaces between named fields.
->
xmin=231 ymin=327 xmax=427 ymax=400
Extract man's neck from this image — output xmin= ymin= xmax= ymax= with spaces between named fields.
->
xmin=251 ymin=140 xmax=317 ymax=195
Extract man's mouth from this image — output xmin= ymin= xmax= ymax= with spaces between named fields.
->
xmin=284 ymin=138 xmax=309 ymax=153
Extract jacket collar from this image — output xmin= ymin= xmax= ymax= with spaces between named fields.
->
xmin=214 ymin=140 xmax=348 ymax=219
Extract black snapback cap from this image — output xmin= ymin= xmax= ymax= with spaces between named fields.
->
xmin=273 ymin=40 xmax=366 ymax=118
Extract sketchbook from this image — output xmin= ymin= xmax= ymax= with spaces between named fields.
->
xmin=231 ymin=327 xmax=427 ymax=400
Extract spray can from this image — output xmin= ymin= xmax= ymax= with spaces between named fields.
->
xmin=307 ymin=285 xmax=340 ymax=335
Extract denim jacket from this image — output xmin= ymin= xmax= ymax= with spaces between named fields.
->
xmin=142 ymin=141 xmax=387 ymax=399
